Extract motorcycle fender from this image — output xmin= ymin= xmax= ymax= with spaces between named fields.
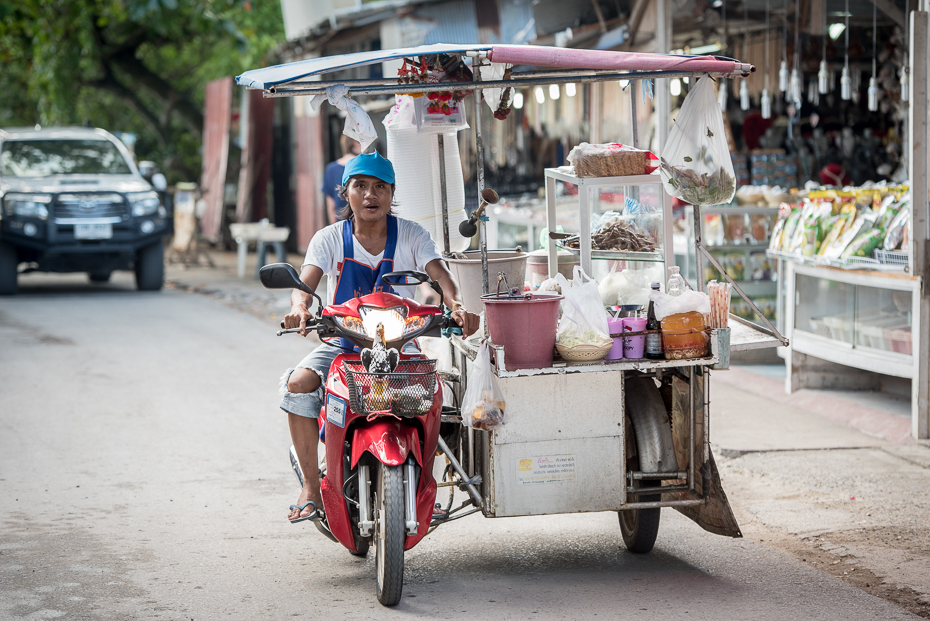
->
xmin=351 ymin=420 xmax=422 ymax=468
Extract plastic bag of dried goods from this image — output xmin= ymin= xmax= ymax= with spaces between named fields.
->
xmin=660 ymin=76 xmax=736 ymax=206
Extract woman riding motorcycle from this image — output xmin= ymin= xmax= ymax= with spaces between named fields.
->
xmin=278 ymin=151 xmax=479 ymax=522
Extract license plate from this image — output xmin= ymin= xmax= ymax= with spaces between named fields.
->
xmin=74 ymin=223 xmax=112 ymax=239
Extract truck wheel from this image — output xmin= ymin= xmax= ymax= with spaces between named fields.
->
xmin=618 ymin=416 xmax=661 ymax=553
xmin=88 ymin=270 xmax=112 ymax=283
xmin=0 ymin=242 xmax=18 ymax=295
xmin=374 ymin=464 xmax=405 ymax=606
xmin=135 ymin=242 xmax=164 ymax=291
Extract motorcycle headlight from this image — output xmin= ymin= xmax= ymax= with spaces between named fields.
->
xmin=359 ymin=306 xmax=407 ymax=342
xmin=333 ymin=315 xmax=366 ymax=337
xmin=4 ymin=193 xmax=51 ymax=219
xmin=128 ymin=191 xmax=161 ymax=217
xmin=401 ymin=314 xmax=430 ymax=336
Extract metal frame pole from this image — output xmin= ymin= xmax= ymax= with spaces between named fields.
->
xmin=471 ymin=55 xmax=490 ymax=295
xmin=909 ymin=8 xmax=929 ymax=439
xmin=438 ymin=133 xmax=451 ymax=255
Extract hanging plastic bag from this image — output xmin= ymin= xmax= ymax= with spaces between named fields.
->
xmin=660 ymin=75 xmax=736 ymax=206
xmin=382 ymin=95 xmax=418 ymax=131
xmin=554 ymin=266 xmax=612 ymax=347
xmin=461 ymin=340 xmax=506 ymax=430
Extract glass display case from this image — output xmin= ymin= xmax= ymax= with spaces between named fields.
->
xmin=543 ymin=167 xmax=673 ymax=285
xmin=785 ymin=262 xmax=919 ymax=380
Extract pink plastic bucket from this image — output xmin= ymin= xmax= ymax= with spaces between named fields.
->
xmin=622 ymin=317 xmax=647 ymax=358
xmin=484 ymin=293 xmax=563 ymax=370
xmin=606 ymin=317 xmax=625 ymax=360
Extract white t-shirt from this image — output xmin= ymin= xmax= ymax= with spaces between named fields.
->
xmin=302 ymin=217 xmax=442 ymax=305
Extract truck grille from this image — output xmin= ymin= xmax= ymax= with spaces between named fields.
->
xmin=54 ymin=193 xmax=127 ymax=220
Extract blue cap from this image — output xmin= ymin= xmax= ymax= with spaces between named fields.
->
xmin=341 ymin=151 xmax=395 ymax=186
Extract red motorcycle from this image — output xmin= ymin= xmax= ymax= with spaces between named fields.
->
xmin=260 ymin=263 xmax=479 ymax=606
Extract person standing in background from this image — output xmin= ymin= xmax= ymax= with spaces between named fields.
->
xmin=322 ymin=135 xmax=361 ymax=225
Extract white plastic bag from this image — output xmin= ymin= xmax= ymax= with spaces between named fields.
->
xmin=555 ymin=266 xmax=612 ymax=347
xmin=382 ymin=95 xmax=417 ymax=131
xmin=660 ymin=76 xmax=736 ymax=206
xmin=651 ymin=289 xmax=711 ymax=321
xmin=461 ymin=340 xmax=506 ymax=430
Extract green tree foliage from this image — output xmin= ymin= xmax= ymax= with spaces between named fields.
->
xmin=0 ymin=0 xmax=284 ymax=181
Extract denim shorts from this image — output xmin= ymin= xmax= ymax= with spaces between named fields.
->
xmin=278 ymin=345 xmax=341 ymax=418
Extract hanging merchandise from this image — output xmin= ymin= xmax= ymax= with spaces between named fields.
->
xmin=779 ymin=0 xmax=789 ymax=92
xmin=741 ymin=0 xmax=750 ymax=111
xmin=868 ymin=1 xmax=880 ymax=111
xmin=819 ymin=0 xmax=829 ymax=94
xmin=718 ymin=0 xmax=728 ymax=111
xmin=479 ymin=63 xmax=516 ymax=121
xmin=901 ymin=0 xmax=910 ymax=102
xmin=660 ymin=76 xmax=736 ymax=206
xmin=841 ymin=0 xmax=852 ymax=100
xmin=740 ymin=80 xmax=751 ymax=111
xmin=789 ymin=0 xmax=802 ymax=106
xmin=808 ymin=79 xmax=819 ymax=105
xmin=384 ymin=96 xmax=470 ymax=252
xmin=762 ymin=0 xmax=772 ymax=119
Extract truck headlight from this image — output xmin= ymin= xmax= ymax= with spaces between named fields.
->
xmin=128 ymin=191 xmax=161 ymax=217
xmin=3 ymin=193 xmax=51 ymax=219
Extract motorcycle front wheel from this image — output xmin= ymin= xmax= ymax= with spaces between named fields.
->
xmin=374 ymin=464 xmax=405 ymax=606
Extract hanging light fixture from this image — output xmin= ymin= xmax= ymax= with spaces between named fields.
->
xmin=868 ymin=0 xmax=879 ymax=111
xmin=719 ymin=0 xmax=728 ymax=111
xmin=788 ymin=0 xmax=802 ymax=106
xmin=741 ymin=0 xmax=751 ymax=110
xmin=779 ymin=0 xmax=789 ymax=92
xmin=841 ymin=0 xmax=851 ymax=100
xmin=818 ymin=0 xmax=829 ymax=93
xmin=808 ymin=78 xmax=820 ymax=104
xmin=535 ymin=86 xmax=545 ymax=104
xmin=901 ymin=0 xmax=910 ymax=101
xmin=762 ymin=0 xmax=772 ymax=118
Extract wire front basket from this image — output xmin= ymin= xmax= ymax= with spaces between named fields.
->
xmin=343 ymin=359 xmax=438 ymax=417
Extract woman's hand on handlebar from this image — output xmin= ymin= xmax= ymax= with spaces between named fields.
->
xmin=284 ymin=304 xmax=314 ymax=336
xmin=451 ymin=309 xmax=480 ymax=337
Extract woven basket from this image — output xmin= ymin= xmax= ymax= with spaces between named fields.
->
xmin=556 ymin=341 xmax=613 ymax=362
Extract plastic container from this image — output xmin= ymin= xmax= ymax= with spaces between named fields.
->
xmin=484 ymin=293 xmax=562 ymax=370
xmin=446 ymin=250 xmax=529 ymax=313
xmin=660 ymin=311 xmax=708 ymax=359
xmin=621 ymin=317 xmax=647 ymax=358
xmin=884 ymin=326 xmax=913 ymax=355
xmin=606 ymin=317 xmax=625 ymax=360
xmin=525 ymin=249 xmax=579 ymax=289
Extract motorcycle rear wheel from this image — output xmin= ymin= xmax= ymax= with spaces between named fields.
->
xmin=374 ymin=464 xmax=405 ymax=606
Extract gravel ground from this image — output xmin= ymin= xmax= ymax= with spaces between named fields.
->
xmin=717 ymin=448 xmax=930 ymax=618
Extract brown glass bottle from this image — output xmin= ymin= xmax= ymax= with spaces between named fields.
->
xmin=644 ymin=282 xmax=664 ymax=359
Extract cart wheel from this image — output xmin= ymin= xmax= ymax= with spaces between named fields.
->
xmin=374 ymin=464 xmax=405 ymax=606
xmin=618 ymin=417 xmax=661 ymax=553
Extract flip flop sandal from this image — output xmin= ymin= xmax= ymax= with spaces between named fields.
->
xmin=288 ymin=501 xmax=322 ymax=524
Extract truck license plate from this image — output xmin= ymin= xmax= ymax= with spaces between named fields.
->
xmin=74 ymin=223 xmax=113 ymax=239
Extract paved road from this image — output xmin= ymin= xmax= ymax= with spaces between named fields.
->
xmin=0 ymin=273 xmax=920 ymax=620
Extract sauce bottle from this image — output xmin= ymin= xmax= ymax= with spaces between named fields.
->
xmin=645 ymin=282 xmax=664 ymax=359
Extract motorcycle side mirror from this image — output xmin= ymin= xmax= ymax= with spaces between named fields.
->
xmin=381 ymin=271 xmax=429 ymax=287
xmin=260 ymin=263 xmax=324 ymax=312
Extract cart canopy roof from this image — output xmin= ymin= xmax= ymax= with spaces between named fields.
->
xmin=237 ymin=43 xmax=752 ymax=91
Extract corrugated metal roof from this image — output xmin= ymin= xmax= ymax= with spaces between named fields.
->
xmin=413 ymin=0 xmax=536 ymax=45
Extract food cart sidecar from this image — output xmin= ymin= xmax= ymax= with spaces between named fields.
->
xmin=238 ymin=41 xmax=787 ymax=591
